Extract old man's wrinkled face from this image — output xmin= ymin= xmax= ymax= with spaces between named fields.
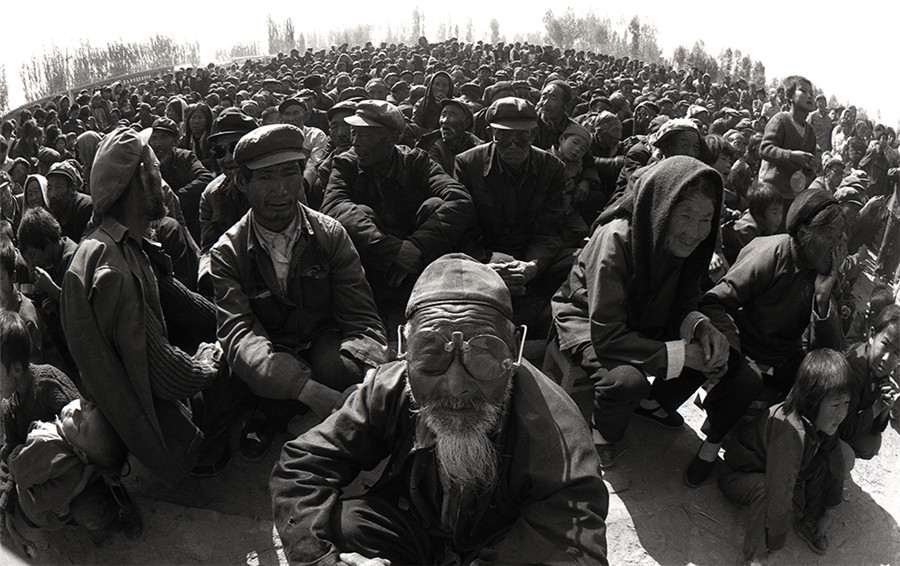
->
xmin=404 ymin=304 xmax=518 ymax=489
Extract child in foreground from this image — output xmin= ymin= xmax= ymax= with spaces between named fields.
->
xmin=718 ymin=348 xmax=850 ymax=563
xmin=5 ymin=397 xmax=141 ymax=556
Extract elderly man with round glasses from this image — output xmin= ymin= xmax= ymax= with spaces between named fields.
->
xmin=272 ymin=253 xmax=608 ymax=566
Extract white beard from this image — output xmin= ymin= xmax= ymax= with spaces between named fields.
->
xmin=406 ymin=379 xmax=511 ymax=491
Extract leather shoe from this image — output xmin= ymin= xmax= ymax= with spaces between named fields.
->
xmin=684 ymin=454 xmax=715 ymax=487
xmin=595 ymin=443 xmax=620 ymax=469
xmin=794 ymin=519 xmax=828 ymax=555
xmin=634 ymin=405 xmax=684 ymax=429
xmin=239 ymin=415 xmax=275 ymax=462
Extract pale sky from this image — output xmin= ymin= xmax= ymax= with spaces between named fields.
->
xmin=2 ymin=0 xmax=898 ymax=125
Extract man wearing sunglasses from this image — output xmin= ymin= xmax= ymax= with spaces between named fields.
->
xmin=454 ymin=97 xmax=566 ymax=331
xmin=272 ymin=254 xmax=608 ymax=566
xmin=197 ymin=108 xmax=259 ymax=294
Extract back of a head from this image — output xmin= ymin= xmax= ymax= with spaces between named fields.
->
xmin=17 ymin=207 xmax=61 ymax=252
xmin=0 ymin=310 xmax=32 ymax=373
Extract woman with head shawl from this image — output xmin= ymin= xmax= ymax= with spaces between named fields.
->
xmin=23 ymin=174 xmax=49 ymax=210
xmin=551 ymin=156 xmax=747 ymax=470
xmin=412 ymin=70 xmax=453 ymax=131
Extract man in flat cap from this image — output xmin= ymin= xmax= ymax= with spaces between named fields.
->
xmin=211 ymin=124 xmax=388 ymax=460
xmin=279 ymin=97 xmax=329 ymax=188
xmin=271 ymin=254 xmax=609 ymax=566
xmin=62 ymin=126 xmax=229 ymax=486
xmin=322 ymin=100 xmax=473 ymax=329
xmin=454 ymin=97 xmax=566 ymax=331
xmin=197 ymin=108 xmax=259 ymax=293
xmin=45 ymin=160 xmax=92 ymax=242
xmin=415 ymin=97 xmax=482 ymax=175
xmin=310 ymin=100 xmax=358 ymax=210
xmin=677 ymin=188 xmax=846 ymax=486
xmin=148 ymin=117 xmax=214 ymax=243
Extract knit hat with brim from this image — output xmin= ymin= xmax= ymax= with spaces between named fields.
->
xmin=91 ymin=126 xmax=149 ymax=217
xmin=785 ymin=188 xmax=838 ymax=235
xmin=406 ymin=253 xmax=513 ymax=320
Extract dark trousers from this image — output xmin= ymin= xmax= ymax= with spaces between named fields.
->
xmin=574 ymin=345 xmax=762 ymax=444
xmin=258 ymin=329 xmax=366 ymax=428
xmin=652 ymin=348 xmax=764 ymax=443
xmin=337 ymin=494 xmax=439 ymax=565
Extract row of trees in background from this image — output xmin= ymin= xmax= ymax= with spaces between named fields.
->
xmin=17 ymin=35 xmax=202 ymax=103
xmin=5 ymin=8 xmax=833 ymax=118
xmin=541 ymin=10 xmax=664 ymax=64
xmin=671 ymin=41 xmax=767 ymax=88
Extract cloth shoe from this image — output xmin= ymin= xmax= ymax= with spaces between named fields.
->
xmin=794 ymin=519 xmax=828 ymax=555
xmin=595 ymin=442 xmax=620 ymax=469
xmin=634 ymin=405 xmax=684 ymax=429
xmin=239 ymin=413 xmax=275 ymax=462
xmin=684 ymin=453 xmax=715 ymax=487
xmin=189 ymin=445 xmax=232 ymax=478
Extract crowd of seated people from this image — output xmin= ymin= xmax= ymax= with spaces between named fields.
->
xmin=0 ymin=37 xmax=898 ymax=565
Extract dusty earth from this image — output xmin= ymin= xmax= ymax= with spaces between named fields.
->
xmin=2 ymin=381 xmax=897 ymax=566
xmin=2 ymin=261 xmax=898 ymax=566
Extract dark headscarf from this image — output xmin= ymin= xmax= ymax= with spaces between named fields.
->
xmin=599 ymin=155 xmax=723 ymax=328
xmin=413 ymin=71 xmax=454 ymax=130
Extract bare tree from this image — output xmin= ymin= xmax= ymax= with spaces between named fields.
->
xmin=489 ymin=18 xmax=500 ymax=44
xmin=0 ymin=65 xmax=8 ymax=114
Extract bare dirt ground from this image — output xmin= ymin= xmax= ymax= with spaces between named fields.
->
xmin=2 ymin=386 xmax=897 ymax=566
xmin=3 ymin=261 xmax=898 ymax=566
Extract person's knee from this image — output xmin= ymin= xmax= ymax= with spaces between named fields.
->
xmin=310 ymin=332 xmax=365 ymax=391
xmin=851 ymin=433 xmax=882 ymax=460
xmin=415 ymin=197 xmax=445 ymax=226
xmin=727 ymin=359 xmax=765 ymax=400
xmin=595 ymin=364 xmax=650 ymax=401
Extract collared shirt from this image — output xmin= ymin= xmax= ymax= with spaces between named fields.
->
xmin=251 ymin=205 xmax=306 ymax=295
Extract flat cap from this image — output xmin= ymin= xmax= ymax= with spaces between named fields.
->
xmin=406 ymin=253 xmax=513 ymax=320
xmin=486 ymin=97 xmax=537 ymax=131
xmin=326 ymin=100 xmax=358 ymax=122
xmin=561 ymin=121 xmax=591 ymax=145
xmin=440 ymin=98 xmax=474 ymax=126
xmin=822 ymin=153 xmax=844 ymax=171
xmin=278 ymin=97 xmax=308 ymax=114
xmin=209 ymin=108 xmax=259 ymax=141
xmin=650 ymin=118 xmax=700 ymax=148
xmin=46 ymin=160 xmax=82 ymax=187
xmin=344 ymin=100 xmax=405 ymax=133
xmin=151 ymin=117 xmax=179 ymax=137
xmin=833 ymin=187 xmax=865 ymax=208
xmin=785 ymin=188 xmax=838 ymax=235
xmin=337 ymin=87 xmax=369 ymax=102
xmin=233 ymin=124 xmax=306 ymax=170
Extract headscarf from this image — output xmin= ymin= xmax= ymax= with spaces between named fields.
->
xmin=22 ymin=174 xmax=49 ymax=210
xmin=598 ymin=156 xmax=723 ymax=329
